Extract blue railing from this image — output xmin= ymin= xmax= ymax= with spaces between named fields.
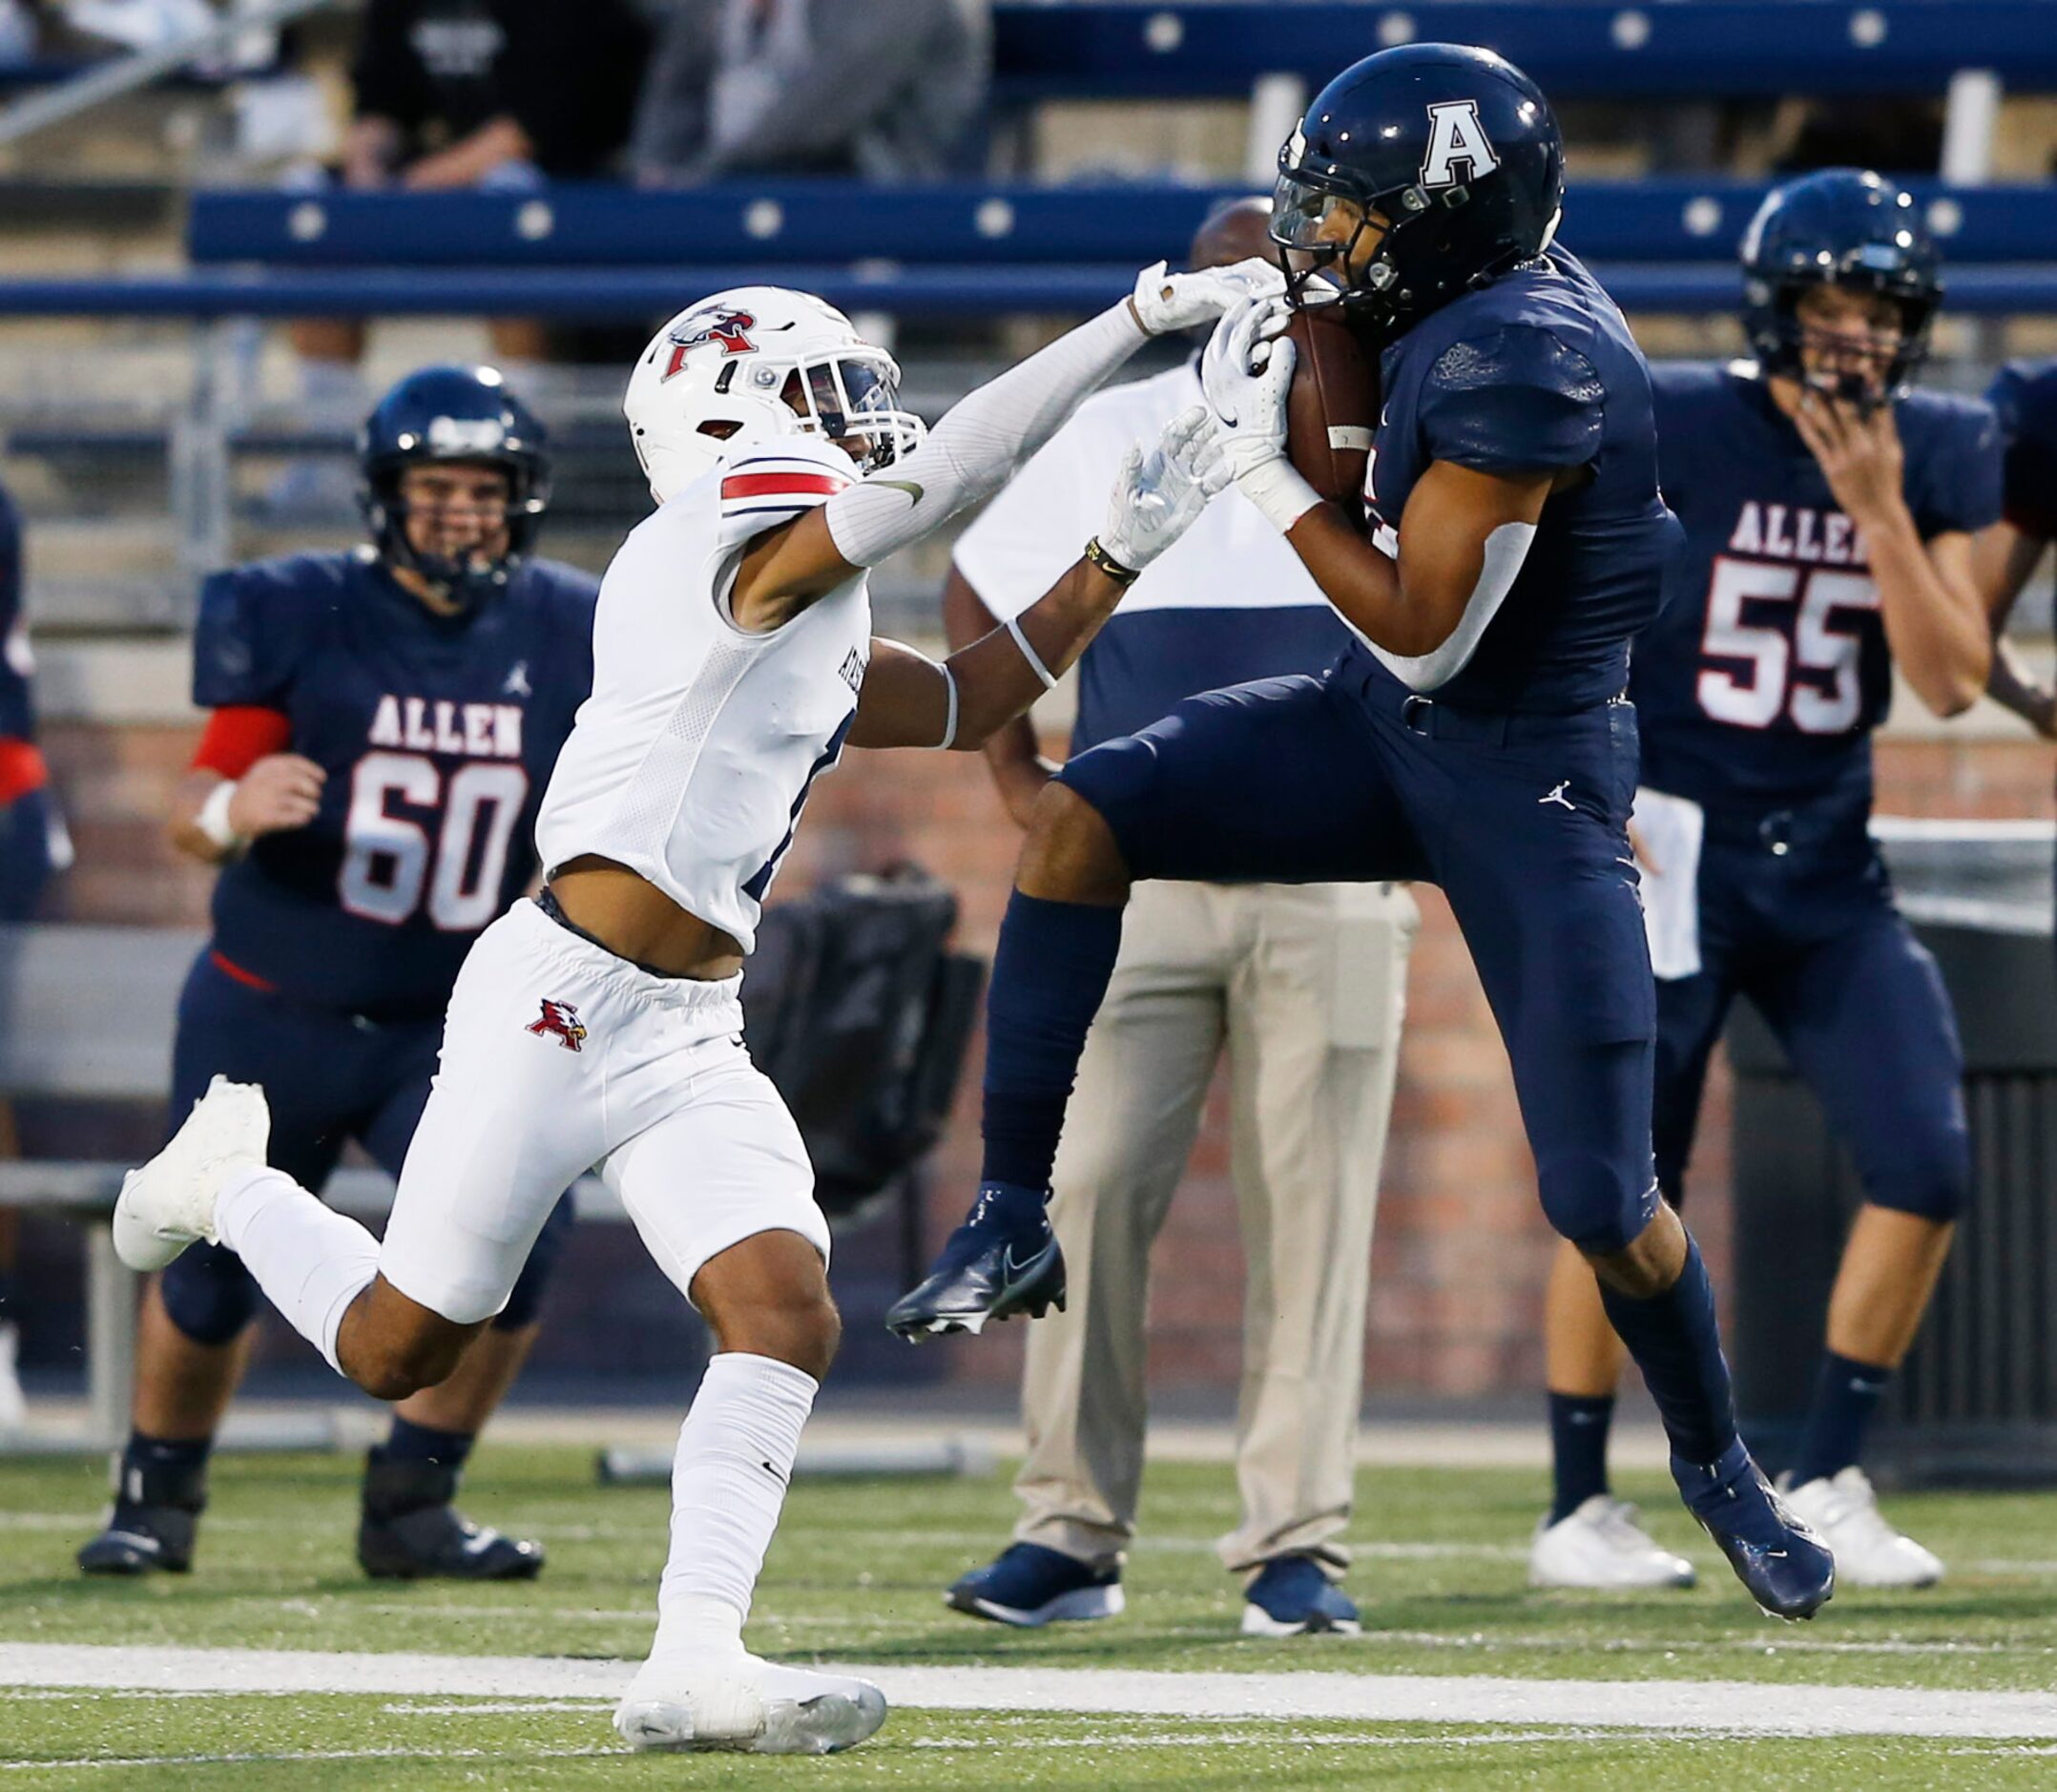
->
xmin=183 ymin=180 xmax=2057 ymax=271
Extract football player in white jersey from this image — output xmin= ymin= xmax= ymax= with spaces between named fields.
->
xmin=107 ymin=260 xmax=1275 ymax=1755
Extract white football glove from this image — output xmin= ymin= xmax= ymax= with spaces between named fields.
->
xmin=1129 ymin=256 xmax=1287 ymax=337
xmin=1198 ymin=294 xmax=1322 ymax=534
xmin=1097 ymin=404 xmax=1230 ymax=574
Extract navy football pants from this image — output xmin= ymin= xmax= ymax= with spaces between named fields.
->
xmin=160 ymin=950 xmax=572 ymax=1345
xmin=1652 ymin=817 xmax=1969 ymax=1222
xmin=1061 ymin=653 xmax=1661 ymax=1256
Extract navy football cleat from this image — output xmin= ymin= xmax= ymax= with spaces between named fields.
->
xmin=886 ymin=1181 xmax=1066 ymax=1340
xmin=945 ymin=1542 xmax=1124 ymax=1627
xmin=1241 ymin=1556 xmax=1362 ymax=1636
xmin=76 ymin=1454 xmax=206 ymax=1577
xmin=1675 ymin=1440 xmax=1834 ymax=1620
xmin=356 ymin=1452 xmax=545 ymax=1582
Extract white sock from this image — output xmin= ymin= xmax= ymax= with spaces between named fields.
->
xmin=654 ymin=1352 xmax=819 ymax=1656
xmin=213 ymin=1165 xmax=379 ymax=1376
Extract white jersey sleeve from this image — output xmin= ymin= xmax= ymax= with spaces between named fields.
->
xmin=713 ymin=435 xmax=862 ymax=555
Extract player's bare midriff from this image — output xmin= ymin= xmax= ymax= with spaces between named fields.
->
xmin=547 ymin=855 xmax=746 ymax=981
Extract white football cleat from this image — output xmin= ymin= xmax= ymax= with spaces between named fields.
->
xmin=1779 ymin=1467 xmax=1943 ymax=1589
xmin=613 ymin=1648 xmax=886 ymax=1755
xmin=111 ymin=1075 xmax=269 ymax=1272
xmin=1529 ymin=1495 xmax=1697 ymax=1590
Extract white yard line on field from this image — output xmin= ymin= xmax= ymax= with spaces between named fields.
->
xmin=2 ymin=1644 xmax=2057 ymax=1739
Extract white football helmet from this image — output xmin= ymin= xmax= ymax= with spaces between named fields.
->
xmin=624 ymin=286 xmax=926 ymax=504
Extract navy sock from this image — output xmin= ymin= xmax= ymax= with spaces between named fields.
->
xmin=1547 ymin=1393 xmax=1615 ymax=1525
xmin=1598 ymin=1237 xmax=1738 ymax=1469
xmin=126 ymin=1430 xmax=213 ymax=1475
xmin=379 ymin=1417 xmax=475 ymax=1470
xmin=980 ymin=890 xmax=1124 ymax=1192
xmin=0 ymin=1267 xmax=17 ymax=1320
xmin=1789 ymin=1351 xmax=1890 ymax=1488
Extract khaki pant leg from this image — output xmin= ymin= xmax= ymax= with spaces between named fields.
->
xmin=1216 ymin=879 xmax=1418 ymax=1576
xmin=1013 ymin=881 xmax=1230 ymax=1569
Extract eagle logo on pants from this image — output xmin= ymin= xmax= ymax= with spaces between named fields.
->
xmin=525 ymin=998 xmax=588 ymax=1052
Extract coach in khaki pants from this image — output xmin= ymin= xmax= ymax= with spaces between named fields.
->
xmin=939 ymin=201 xmax=1416 ymax=1637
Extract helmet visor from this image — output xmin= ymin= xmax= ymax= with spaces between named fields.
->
xmin=1270 ymin=169 xmax=1370 ymax=259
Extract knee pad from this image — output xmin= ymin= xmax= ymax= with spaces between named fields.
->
xmin=158 ymin=1241 xmax=260 ymax=1346
xmin=492 ymin=1193 xmax=573 ymax=1330
xmin=1539 ymin=1156 xmax=1661 ymax=1259
xmin=1866 ymin=1130 xmax=1972 ymax=1225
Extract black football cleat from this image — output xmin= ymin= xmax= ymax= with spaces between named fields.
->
xmin=886 ymin=1181 xmax=1066 ymax=1341
xmin=356 ymin=1451 xmax=545 ymax=1582
xmin=1676 ymin=1439 xmax=1835 ymax=1620
xmin=77 ymin=1453 xmax=206 ymax=1576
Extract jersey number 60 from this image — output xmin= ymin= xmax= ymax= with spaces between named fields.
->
xmin=339 ymin=751 xmax=530 ymax=931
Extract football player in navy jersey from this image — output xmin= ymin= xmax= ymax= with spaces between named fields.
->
xmin=77 ymin=365 xmax=597 ymax=1580
xmin=892 ymin=45 xmax=1836 ymax=1620
xmin=1530 ymin=172 xmax=1999 ymax=1594
xmin=1978 ymin=360 xmax=2057 ymax=737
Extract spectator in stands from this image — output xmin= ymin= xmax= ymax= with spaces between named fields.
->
xmin=292 ymin=0 xmax=652 ymax=390
xmin=0 ymin=475 xmax=71 ymax=1433
xmin=632 ymin=0 xmax=989 ymax=185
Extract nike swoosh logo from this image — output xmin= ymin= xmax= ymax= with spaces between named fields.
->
xmin=873 ymin=478 xmax=924 ymax=505
xmin=1001 ymin=1243 xmax=1049 ymax=1281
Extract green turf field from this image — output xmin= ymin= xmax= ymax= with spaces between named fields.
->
xmin=4 ymin=1445 xmax=2057 ymax=1784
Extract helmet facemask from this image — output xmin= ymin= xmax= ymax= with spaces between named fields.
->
xmin=1271 ymin=154 xmax=1547 ymax=335
xmin=770 ymin=349 xmax=927 ymax=472
xmin=1749 ymin=272 xmax=1936 ymax=417
xmin=364 ymin=449 xmax=548 ymax=617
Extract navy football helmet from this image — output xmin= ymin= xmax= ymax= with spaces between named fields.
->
xmin=1739 ymin=169 xmax=1941 ymax=408
xmin=359 ymin=365 xmax=551 ymax=613
xmin=1270 ymin=43 xmax=1564 ymax=335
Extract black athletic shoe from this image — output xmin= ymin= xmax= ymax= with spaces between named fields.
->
xmin=886 ymin=1181 xmax=1065 ymax=1341
xmin=77 ymin=1454 xmax=206 ymax=1576
xmin=356 ymin=1451 xmax=545 ymax=1582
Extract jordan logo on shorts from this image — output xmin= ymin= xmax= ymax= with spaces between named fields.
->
xmin=525 ymin=998 xmax=588 ymax=1052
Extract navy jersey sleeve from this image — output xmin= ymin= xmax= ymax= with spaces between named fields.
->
xmin=192 ymin=565 xmax=312 ymax=709
xmin=1987 ymin=360 xmax=2057 ymax=542
xmin=1417 ymin=327 xmax=1605 ymax=474
xmin=1906 ymin=396 xmax=2003 ymax=542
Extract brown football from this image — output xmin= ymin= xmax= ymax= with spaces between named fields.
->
xmin=1284 ymin=304 xmax=1380 ymax=532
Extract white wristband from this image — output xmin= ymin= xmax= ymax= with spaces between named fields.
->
xmin=1006 ymin=614 xmax=1060 ymax=691
xmin=1237 ymin=456 xmax=1323 ymax=535
xmin=196 ymin=779 xmax=244 ymax=852
xmin=934 ymin=661 xmax=960 ymax=750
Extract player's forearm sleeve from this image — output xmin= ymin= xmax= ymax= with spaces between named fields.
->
xmin=1369 ymin=519 xmax=1536 ymax=693
xmin=824 ymin=301 xmax=1148 ymax=569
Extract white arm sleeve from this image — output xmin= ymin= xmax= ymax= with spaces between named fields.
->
xmin=1366 ymin=519 xmax=1537 ymax=694
xmin=824 ymin=301 xmax=1146 ymax=569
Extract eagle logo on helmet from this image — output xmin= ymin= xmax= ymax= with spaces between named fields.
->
xmin=661 ymin=308 xmax=759 ymax=380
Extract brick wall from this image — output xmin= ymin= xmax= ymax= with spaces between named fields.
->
xmin=33 ymin=719 xmax=2057 ymax=1399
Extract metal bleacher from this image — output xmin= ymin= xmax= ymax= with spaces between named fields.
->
xmin=988 ymin=1 xmax=2057 ymax=100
